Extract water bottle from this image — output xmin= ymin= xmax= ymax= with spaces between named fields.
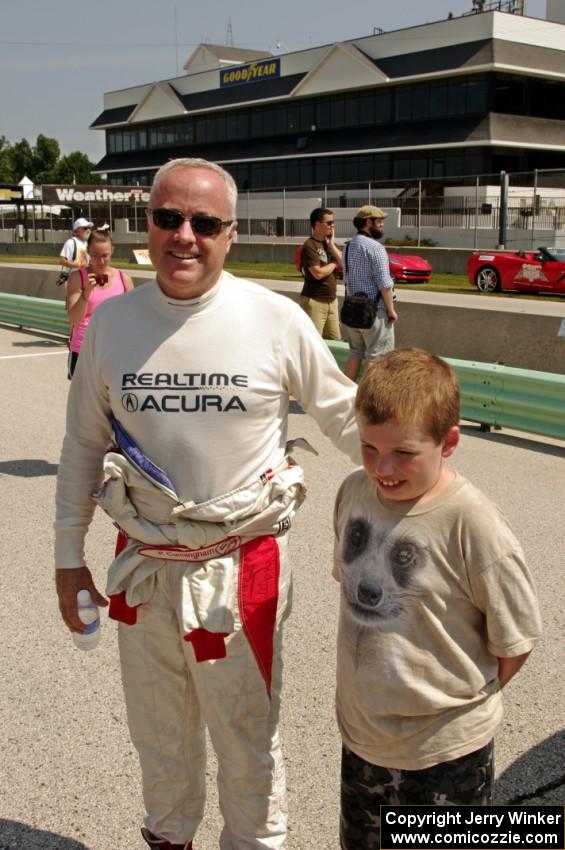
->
xmin=72 ymin=589 xmax=101 ymax=651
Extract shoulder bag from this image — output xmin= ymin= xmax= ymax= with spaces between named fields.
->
xmin=339 ymin=242 xmax=377 ymax=329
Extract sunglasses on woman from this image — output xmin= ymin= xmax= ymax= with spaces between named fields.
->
xmin=148 ymin=208 xmax=233 ymax=236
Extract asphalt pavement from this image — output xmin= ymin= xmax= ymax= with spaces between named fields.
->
xmin=0 ymin=324 xmax=563 ymax=850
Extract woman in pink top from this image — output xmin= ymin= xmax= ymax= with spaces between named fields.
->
xmin=66 ymin=229 xmax=134 ymax=378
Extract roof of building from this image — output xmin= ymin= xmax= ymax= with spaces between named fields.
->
xmin=187 ymin=44 xmax=272 ymax=62
xmin=182 ymin=43 xmax=274 ymax=74
xmin=91 ymin=29 xmax=565 ymax=131
xmin=375 ymin=37 xmax=565 ymax=78
xmin=172 ymin=73 xmax=306 ymax=112
xmin=90 ymin=104 xmax=137 ymax=128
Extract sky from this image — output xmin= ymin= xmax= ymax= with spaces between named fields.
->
xmin=1 ymin=0 xmax=548 ymax=167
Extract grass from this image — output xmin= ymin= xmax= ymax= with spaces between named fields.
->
xmin=2 ymin=254 xmax=564 ymax=301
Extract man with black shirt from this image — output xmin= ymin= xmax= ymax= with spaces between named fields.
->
xmin=299 ymin=207 xmax=342 ymax=340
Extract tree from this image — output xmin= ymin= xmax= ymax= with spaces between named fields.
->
xmin=52 ymin=150 xmax=102 ymax=185
xmin=32 ymin=134 xmax=60 ymax=183
xmin=10 ymin=139 xmax=34 ymax=181
xmin=0 ymin=135 xmax=14 ymax=182
xmin=0 ymin=135 xmax=102 ymax=185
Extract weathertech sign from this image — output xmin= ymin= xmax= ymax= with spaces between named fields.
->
xmin=42 ymin=185 xmax=150 ymax=204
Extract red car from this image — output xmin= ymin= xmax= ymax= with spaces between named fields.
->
xmin=468 ymin=246 xmax=565 ymax=294
xmin=295 ymin=246 xmax=432 ymax=283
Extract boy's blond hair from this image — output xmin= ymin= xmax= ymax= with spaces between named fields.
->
xmin=355 ymin=348 xmax=460 ymax=443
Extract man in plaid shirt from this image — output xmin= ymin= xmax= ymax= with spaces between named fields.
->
xmin=341 ymin=206 xmax=397 ymax=381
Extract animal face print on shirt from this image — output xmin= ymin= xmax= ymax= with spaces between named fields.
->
xmin=340 ymin=515 xmax=429 ymax=625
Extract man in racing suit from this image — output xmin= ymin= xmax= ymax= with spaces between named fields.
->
xmin=55 ymin=158 xmax=360 ymax=850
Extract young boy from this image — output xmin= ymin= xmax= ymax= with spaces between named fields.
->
xmin=333 ymin=348 xmax=542 ymax=850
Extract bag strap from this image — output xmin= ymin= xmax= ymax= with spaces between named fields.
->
xmin=343 ymin=241 xmax=350 ymax=277
xmin=71 ymin=237 xmax=78 ymax=262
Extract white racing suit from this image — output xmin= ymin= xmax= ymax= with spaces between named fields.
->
xmin=54 ymin=274 xmax=360 ymax=849
xmin=97 ymin=418 xmax=306 ymax=849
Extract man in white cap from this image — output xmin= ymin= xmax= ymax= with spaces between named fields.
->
xmin=341 ymin=205 xmax=397 ymax=381
xmin=59 ymin=217 xmax=93 ymax=275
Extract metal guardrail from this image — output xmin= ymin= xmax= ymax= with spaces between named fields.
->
xmin=0 ymin=294 xmax=563 ymax=442
xmin=327 ymin=340 xmax=565 ymax=441
xmin=0 ymin=293 xmax=69 ymax=337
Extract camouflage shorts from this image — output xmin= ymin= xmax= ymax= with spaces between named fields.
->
xmin=340 ymin=740 xmax=494 ymax=850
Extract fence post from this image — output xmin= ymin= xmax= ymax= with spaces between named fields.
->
xmin=474 ymin=176 xmax=479 ymax=249
xmin=418 ymin=180 xmax=422 ymax=248
xmin=498 ymin=171 xmax=508 ymax=249
xmin=368 ymin=182 xmax=371 ymax=204
xmin=247 ymin=190 xmax=251 ymax=243
xmin=282 ymin=187 xmax=286 ymax=241
xmin=530 ymin=168 xmax=538 ymax=250
xmin=324 ymin=185 xmax=327 ymax=207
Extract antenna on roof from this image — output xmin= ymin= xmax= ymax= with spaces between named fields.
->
xmin=173 ymin=4 xmax=179 ymax=76
xmin=226 ymin=17 xmax=234 ymax=47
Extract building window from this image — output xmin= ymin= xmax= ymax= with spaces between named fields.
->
xmin=396 ymin=86 xmax=412 ymax=121
xmin=447 ymin=80 xmax=468 ymax=116
xmin=465 ymin=77 xmax=487 ymax=113
xmin=317 ymin=99 xmax=332 ymax=130
xmin=429 ymin=82 xmax=448 ymax=117
xmin=411 ymin=85 xmax=429 ymax=120
xmin=495 ymin=74 xmax=527 ymax=114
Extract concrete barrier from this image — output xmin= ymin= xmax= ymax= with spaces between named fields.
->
xmin=269 ymin=281 xmax=565 ymax=374
xmin=395 ymin=299 xmax=565 ymax=375
xmin=0 ymin=240 xmax=475 ymax=275
xmin=0 ymin=264 xmax=149 ymax=302
xmin=1 ymin=264 xmax=564 ymax=374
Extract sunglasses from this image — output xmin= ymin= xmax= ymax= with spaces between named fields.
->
xmin=148 ymin=208 xmax=233 ymax=236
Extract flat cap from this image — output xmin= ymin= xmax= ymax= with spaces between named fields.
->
xmin=355 ymin=205 xmax=388 ymax=220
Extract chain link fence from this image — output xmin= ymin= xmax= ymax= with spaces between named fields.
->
xmin=1 ymin=168 xmax=564 ymax=249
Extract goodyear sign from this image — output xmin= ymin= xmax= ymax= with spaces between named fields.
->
xmin=220 ymin=57 xmax=280 ymax=88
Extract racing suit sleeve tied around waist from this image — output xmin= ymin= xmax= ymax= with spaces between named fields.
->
xmin=98 ymin=433 xmax=302 ymax=692
xmin=109 ymin=534 xmax=281 ymax=695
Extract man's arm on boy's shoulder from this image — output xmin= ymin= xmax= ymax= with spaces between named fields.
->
xmin=497 ymin=651 xmax=531 ymax=688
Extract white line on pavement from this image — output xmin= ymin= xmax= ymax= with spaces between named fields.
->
xmin=0 ymin=350 xmax=67 ymax=360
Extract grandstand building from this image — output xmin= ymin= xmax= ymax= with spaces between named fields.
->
xmin=91 ymin=8 xmax=565 ymax=190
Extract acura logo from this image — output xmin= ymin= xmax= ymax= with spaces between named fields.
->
xmin=122 ymin=393 xmax=139 ymax=412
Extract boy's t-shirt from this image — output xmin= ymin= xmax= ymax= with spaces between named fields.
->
xmin=333 ymin=469 xmax=542 ymax=770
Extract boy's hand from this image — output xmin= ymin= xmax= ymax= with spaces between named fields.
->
xmin=497 ymin=652 xmax=530 ymax=688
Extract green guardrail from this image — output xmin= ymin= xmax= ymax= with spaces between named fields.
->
xmin=327 ymin=340 xmax=565 ymax=442
xmin=1 ymin=294 xmax=564 ymax=442
xmin=0 ymin=292 xmax=69 ymax=337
